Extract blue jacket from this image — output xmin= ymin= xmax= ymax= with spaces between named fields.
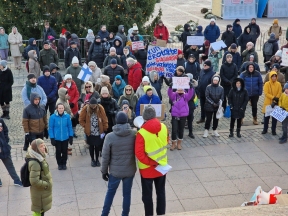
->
xmin=239 ymin=61 xmax=260 ymax=74
xmin=135 ymin=94 xmax=161 ymax=116
xmin=198 ymin=67 xmax=215 ymax=97
xmin=49 ymin=111 xmax=73 ymax=141
xmin=0 ymin=33 xmax=9 ymax=49
xmin=222 ymin=51 xmax=242 ymax=70
xmin=232 ymin=22 xmax=242 ymax=39
xmin=21 ymin=84 xmax=47 ymax=107
xmin=195 ymin=26 xmax=203 ymax=36
xmin=239 ymin=63 xmax=263 ymax=96
xmin=97 ymin=30 xmax=110 ymax=43
xmin=204 ymin=24 xmax=220 ymax=43
xmin=37 ymin=74 xmax=58 ymax=102
xmin=23 ymin=38 xmax=40 ymax=60
xmin=112 ymin=76 xmax=126 ymax=100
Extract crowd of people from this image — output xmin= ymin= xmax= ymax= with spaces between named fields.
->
xmin=1 ymin=17 xmax=288 ymax=215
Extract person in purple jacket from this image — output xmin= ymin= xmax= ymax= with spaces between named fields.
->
xmin=168 ymin=81 xmax=194 ymax=151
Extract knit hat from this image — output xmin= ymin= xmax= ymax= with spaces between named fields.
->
xmin=272 ymin=63 xmax=280 ymax=69
xmin=249 ymin=55 xmax=255 ymax=59
xmin=273 ymin=19 xmax=278 ymax=25
xmin=204 ymin=40 xmax=210 ymax=46
xmin=132 ymin=23 xmax=138 ymax=31
xmin=64 ymin=74 xmax=72 ymax=80
xmin=275 ymin=50 xmax=282 ymax=58
xmin=284 ymin=82 xmax=288 ymax=90
xmin=230 ymin=43 xmax=237 ymax=49
xmin=72 ymin=56 xmax=79 ymax=64
xmin=142 ymin=76 xmax=150 ymax=83
xmin=43 ymin=66 xmax=50 ymax=74
xmin=251 ymin=18 xmax=256 ymax=21
xmin=89 ymin=97 xmax=98 ymax=105
xmin=0 ymin=60 xmax=7 ymax=67
xmin=116 ymin=111 xmax=128 ymax=124
xmin=235 ymin=18 xmax=240 ymax=23
xmin=27 ymin=73 xmax=36 ymax=80
xmin=143 ymin=85 xmax=152 ymax=93
xmin=101 ymin=86 xmax=109 ymax=95
xmin=95 ymin=35 xmax=101 ymax=39
xmin=101 ymin=75 xmax=110 ymax=83
xmin=43 ymin=41 xmax=49 ymax=45
xmin=186 ymin=73 xmax=193 ymax=80
xmin=69 ymin=41 xmax=76 ymax=45
xmin=158 ymin=19 xmax=163 ymax=24
xmin=270 ymin=33 xmax=276 ymax=40
xmin=176 ymin=66 xmax=185 ymax=73
xmin=110 ymin=47 xmax=116 ymax=52
xmin=88 ymin=61 xmax=97 ymax=67
xmin=178 ymin=49 xmax=183 ymax=55
xmin=110 ymin=58 xmax=117 ymax=64
xmin=61 ymin=28 xmax=67 ymax=35
xmin=213 ymin=76 xmax=220 ymax=81
xmin=204 ymin=60 xmax=212 ymax=67
xmin=121 ymin=100 xmax=130 ymax=107
xmin=188 ymin=54 xmax=195 ymax=59
xmin=227 ymin=24 xmax=232 ymax=28
xmin=210 ymin=18 xmax=216 ymax=22
xmin=88 ymin=29 xmax=93 ymax=34
xmin=115 ymin=75 xmax=122 ymax=80
xmin=48 ymin=35 xmax=55 ymax=42
xmin=142 ymin=105 xmax=156 ymax=120
xmin=226 ymin=53 xmax=233 ymax=59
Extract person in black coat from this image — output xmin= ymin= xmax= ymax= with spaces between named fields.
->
xmin=248 ymin=18 xmax=260 ymax=46
xmin=50 ymin=63 xmax=63 ymax=88
xmin=221 ymin=24 xmax=236 ymax=52
xmin=22 ymin=38 xmax=40 ymax=60
xmin=228 ymin=78 xmax=249 ymax=138
xmin=184 ymin=54 xmax=200 ymax=80
xmin=219 ymin=54 xmax=238 ymax=111
xmin=184 ymin=45 xmax=203 ymax=62
xmin=103 ymin=59 xmax=125 ymax=85
xmin=222 ymin=43 xmax=242 ymax=70
xmin=232 ymin=19 xmax=242 ymax=39
xmin=134 ymin=45 xmax=147 ymax=71
xmin=238 ymin=26 xmax=253 ymax=54
xmin=181 ymin=23 xmax=191 ymax=48
xmin=263 ymin=33 xmax=279 ymax=62
xmin=149 ymin=70 xmax=163 ymax=101
xmin=43 ymin=22 xmax=57 ymax=43
xmin=0 ymin=60 xmax=13 ymax=119
xmin=88 ymin=36 xmax=106 ymax=69
xmin=64 ymin=41 xmax=82 ymax=68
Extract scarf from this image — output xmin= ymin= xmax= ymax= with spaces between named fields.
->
xmin=26 ymin=81 xmax=37 ymax=100
xmin=66 ymin=82 xmax=72 ymax=88
xmin=86 ymin=33 xmax=95 ymax=43
xmin=27 ymin=147 xmax=45 ymax=162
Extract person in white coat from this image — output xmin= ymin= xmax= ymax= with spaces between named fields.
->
xmin=8 ymin=27 xmax=23 ymax=70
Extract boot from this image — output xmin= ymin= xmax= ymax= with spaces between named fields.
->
xmin=177 ymin=139 xmax=182 ymax=150
xmin=170 ymin=140 xmax=177 ymax=151
xmin=279 ymin=137 xmax=287 ymax=144
xmin=188 ymin=132 xmax=195 ymax=139
xmin=1 ymin=106 xmax=6 ymax=118
xmin=229 ymin=128 xmax=234 ymax=137
xmin=4 ymin=105 xmax=10 ymax=119
xmin=253 ymin=117 xmax=259 ymax=125
xmin=236 ymin=128 xmax=241 ymax=138
xmin=196 ymin=118 xmax=205 ymax=124
xmin=23 ymin=140 xmax=29 ymax=151
xmin=203 ymin=129 xmax=208 ymax=138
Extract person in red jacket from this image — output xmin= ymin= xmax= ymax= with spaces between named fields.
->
xmin=153 ymin=20 xmax=169 ymax=41
xmin=126 ymin=57 xmax=143 ymax=91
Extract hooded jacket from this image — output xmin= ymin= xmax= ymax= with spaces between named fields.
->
xmin=239 ymin=63 xmax=263 ymax=96
xmin=195 ymin=26 xmax=203 ymax=36
xmin=128 ymin=61 xmax=143 ymax=91
xmin=153 ymin=23 xmax=169 ymax=41
xmin=39 ymin=47 xmax=58 ymax=70
xmin=0 ymin=30 xmax=9 ymax=50
xmin=64 ymin=46 xmax=82 ymax=68
xmin=50 ymin=63 xmax=63 ymax=87
xmin=181 ymin=24 xmax=191 ymax=46
xmin=22 ymin=93 xmax=48 ymax=134
xmin=8 ymin=27 xmax=22 ymax=57
xmin=238 ymin=26 xmax=253 ymax=53
xmin=219 ymin=61 xmax=238 ymax=86
xmin=264 ymin=69 xmax=285 ymax=87
xmin=60 ymin=80 xmax=79 ymax=115
xmin=149 ymin=71 xmax=163 ymax=100
xmin=49 ymin=110 xmax=73 ymax=141
xmin=118 ymin=85 xmax=139 ymax=111
xmin=262 ymin=71 xmax=282 ymax=113
xmin=28 ymin=50 xmax=41 ymax=78
xmin=88 ymin=40 xmax=105 ymax=68
xmin=37 ymin=66 xmax=58 ymax=102
xmin=204 ymin=22 xmax=220 ymax=43
xmin=222 ymin=48 xmax=242 ymax=70
xmin=232 ymin=20 xmax=242 ymax=38
xmin=198 ymin=66 xmax=215 ymax=97
xmin=112 ymin=76 xmax=126 ymax=100
xmin=239 ymin=61 xmax=260 ymax=74
xmin=221 ymin=25 xmax=236 ymax=48
xmin=228 ymin=78 xmax=249 ymax=119
xmin=116 ymin=25 xmax=127 ymax=47
xmin=135 ymin=93 xmax=161 ymax=116
xmin=21 ymin=82 xmax=47 ymax=107
xmin=56 ymin=88 xmax=72 ymax=115
xmin=101 ymin=123 xmax=137 ymax=178
xmin=113 ymin=36 xmax=124 ymax=56
xmin=204 ymin=75 xmax=224 ymax=112
xmin=23 ymin=38 xmax=39 ymax=60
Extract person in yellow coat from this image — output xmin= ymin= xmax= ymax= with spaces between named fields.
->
xmin=278 ymin=83 xmax=288 ymax=144
xmin=262 ymin=71 xmax=282 ymax=135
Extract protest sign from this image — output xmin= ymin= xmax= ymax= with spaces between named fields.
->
xmin=265 ymin=105 xmax=274 ymax=117
xmin=172 ymin=77 xmax=190 ymax=89
xmin=281 ymin=48 xmax=288 ymax=66
xmin=270 ymin=106 xmax=288 ymax=122
xmin=77 ymin=63 xmax=92 ymax=82
xmin=210 ymin=40 xmax=227 ymax=51
xmin=132 ymin=41 xmax=144 ymax=51
xmin=187 ymin=36 xmax=205 ymax=45
xmin=146 ymin=45 xmax=178 ymax=78
xmin=140 ymin=104 xmax=165 ymax=120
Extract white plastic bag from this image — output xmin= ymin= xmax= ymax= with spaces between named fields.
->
xmin=216 ymin=100 xmax=223 ymax=119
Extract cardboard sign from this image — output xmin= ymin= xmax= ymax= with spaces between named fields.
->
xmin=140 ymin=104 xmax=165 ymax=120
xmin=172 ymin=77 xmax=190 ymax=89
xmin=146 ymin=45 xmax=178 ymax=78
xmin=156 ymin=39 xmax=167 ymax=47
xmin=210 ymin=40 xmax=227 ymax=51
xmin=77 ymin=63 xmax=92 ymax=82
xmin=187 ymin=36 xmax=205 ymax=46
xmin=281 ymin=48 xmax=288 ymax=66
xmin=132 ymin=41 xmax=144 ymax=51
xmin=265 ymin=105 xmax=274 ymax=117
xmin=270 ymin=106 xmax=288 ymax=122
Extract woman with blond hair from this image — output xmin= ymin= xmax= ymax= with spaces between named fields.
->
xmin=118 ymin=85 xmax=138 ymax=111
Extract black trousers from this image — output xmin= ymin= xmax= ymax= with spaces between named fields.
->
xmin=55 ymin=140 xmax=69 ymax=165
xmin=199 ymin=95 xmax=206 ymax=120
xmin=141 ymin=175 xmax=166 ymax=216
xmin=171 ymin=117 xmax=186 ymax=141
xmin=45 ymin=101 xmax=56 ymax=116
xmin=263 ymin=115 xmax=277 ymax=132
xmin=222 ymin=86 xmax=231 ymax=111
xmin=230 ymin=118 xmax=242 ymax=129
xmin=205 ymin=111 xmax=218 ymax=130
xmin=249 ymin=95 xmax=259 ymax=117
xmin=187 ymin=109 xmax=195 ymax=133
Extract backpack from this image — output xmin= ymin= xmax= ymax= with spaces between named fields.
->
xmin=263 ymin=42 xmax=273 ymax=56
xmin=20 ymin=158 xmax=42 ymax=187
xmin=133 ymin=68 xmax=146 ymax=78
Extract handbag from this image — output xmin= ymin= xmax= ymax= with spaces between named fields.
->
xmin=224 ymin=105 xmax=231 ymax=118
xmin=216 ymin=100 xmax=223 ymax=119
xmin=19 ymin=44 xmax=25 ymax=53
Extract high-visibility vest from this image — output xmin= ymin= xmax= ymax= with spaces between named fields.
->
xmin=137 ymin=123 xmax=168 ymax=169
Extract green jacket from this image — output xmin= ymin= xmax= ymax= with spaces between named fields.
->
xmin=66 ymin=65 xmax=84 ymax=94
xmin=208 ymin=51 xmax=222 ymax=72
xmin=26 ymin=152 xmax=52 ymax=213
xmin=39 ymin=48 xmax=58 ymax=70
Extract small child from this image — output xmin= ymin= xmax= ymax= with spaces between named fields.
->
xmin=279 ymin=83 xmax=288 ymax=144
xmin=208 ymin=47 xmax=222 ymax=72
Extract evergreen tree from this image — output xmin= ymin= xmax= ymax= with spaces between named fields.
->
xmin=0 ymin=0 xmax=160 ymax=39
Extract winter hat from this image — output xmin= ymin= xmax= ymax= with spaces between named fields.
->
xmin=101 ymin=75 xmax=110 ymax=83
xmin=115 ymin=75 xmax=122 ymax=80
xmin=275 ymin=50 xmax=282 ymax=58
xmin=272 ymin=63 xmax=280 ymax=69
xmin=204 ymin=40 xmax=210 ymax=46
xmin=95 ymin=35 xmax=101 ymax=39
xmin=284 ymin=82 xmax=288 ymax=90
xmin=188 ymin=54 xmax=195 ymax=59
xmin=116 ymin=111 xmax=128 ymax=124
xmin=249 ymin=55 xmax=255 ymax=59
xmin=48 ymin=35 xmax=55 ymax=42
xmin=88 ymin=61 xmax=97 ymax=67
xmin=110 ymin=58 xmax=117 ymax=64
xmin=69 ymin=41 xmax=76 ymax=45
xmin=143 ymin=85 xmax=152 ymax=93
xmin=273 ymin=19 xmax=278 ymax=25
xmin=121 ymin=100 xmax=130 ymax=107
xmin=43 ymin=66 xmax=50 ymax=74
xmin=27 ymin=73 xmax=36 ymax=80
xmin=132 ymin=23 xmax=138 ymax=31
xmin=110 ymin=47 xmax=116 ymax=52
xmin=235 ymin=18 xmax=240 ymax=23
xmin=230 ymin=43 xmax=237 ymax=49
xmin=204 ymin=59 xmax=212 ymax=67
xmin=43 ymin=41 xmax=49 ymax=45
xmin=210 ymin=18 xmax=216 ymax=22
xmin=213 ymin=76 xmax=220 ymax=81
xmin=61 ymin=28 xmax=67 ymax=35
xmin=227 ymin=24 xmax=232 ymax=28
xmin=178 ymin=49 xmax=183 ymax=55
xmin=158 ymin=19 xmax=163 ymax=24
xmin=72 ymin=56 xmax=79 ymax=64
xmin=101 ymin=86 xmax=109 ymax=95
xmin=176 ymin=66 xmax=185 ymax=73
xmin=142 ymin=105 xmax=156 ymax=121
xmin=186 ymin=73 xmax=193 ymax=81
xmin=88 ymin=29 xmax=93 ymax=34
xmin=89 ymin=97 xmax=98 ymax=105
xmin=251 ymin=18 xmax=256 ymax=21
xmin=142 ymin=76 xmax=150 ymax=83
xmin=64 ymin=74 xmax=72 ymax=80
xmin=0 ymin=60 xmax=7 ymax=67
xmin=226 ymin=53 xmax=233 ymax=59
xmin=270 ymin=33 xmax=276 ymax=40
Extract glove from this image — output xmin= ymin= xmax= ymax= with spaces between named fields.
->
xmin=102 ymin=173 xmax=109 ymax=181
xmin=50 ymin=138 xmax=56 ymax=146
xmin=44 ymin=128 xmax=49 ymax=139
xmin=69 ymin=103 xmax=75 ymax=108
xmin=273 ymin=97 xmax=279 ymax=103
xmin=213 ymin=103 xmax=218 ymax=107
xmin=69 ymin=136 xmax=73 ymax=145
xmin=189 ymin=82 xmax=193 ymax=88
xmin=169 ymin=82 xmax=173 ymax=88
xmin=271 ymin=102 xmax=276 ymax=108
xmin=25 ymin=133 xmax=30 ymax=143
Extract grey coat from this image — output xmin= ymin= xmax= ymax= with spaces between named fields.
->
xmin=101 ymin=123 xmax=137 ymax=178
xmin=204 ymin=75 xmax=224 ymax=112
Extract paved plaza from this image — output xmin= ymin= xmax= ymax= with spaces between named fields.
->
xmin=1 ymin=0 xmax=288 ymax=215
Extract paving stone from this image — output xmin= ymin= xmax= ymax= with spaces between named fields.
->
xmin=221 ymin=165 xmax=258 ymax=180
xmin=238 ymin=152 xmax=273 ymax=164
xmin=211 ymin=194 xmax=246 ymax=208
xmin=193 ymin=167 xmax=229 ymax=182
xmin=202 ymin=180 xmax=240 ymax=197
xmin=249 ymin=163 xmax=286 ymax=177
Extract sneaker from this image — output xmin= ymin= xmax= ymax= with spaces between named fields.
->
xmin=91 ymin=160 xmax=96 ymax=167
xmin=62 ymin=165 xmax=67 ymax=170
xmin=212 ymin=130 xmax=220 ymax=137
xmin=14 ymin=180 xmax=23 ymax=187
xmin=96 ymin=160 xmax=101 ymax=167
xmin=203 ymin=129 xmax=208 ymax=138
xmin=0 ymin=179 xmax=2 ymax=187
xmin=261 ymin=130 xmax=267 ymax=134
xmin=58 ymin=165 xmax=63 ymax=170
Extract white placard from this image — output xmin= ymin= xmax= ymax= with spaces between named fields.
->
xmin=172 ymin=77 xmax=190 ymax=89
xmin=265 ymin=105 xmax=274 ymax=117
xmin=143 ymin=104 xmax=162 ymax=117
xmin=187 ymin=36 xmax=205 ymax=46
xmin=270 ymin=106 xmax=288 ymax=122
xmin=223 ymin=0 xmax=257 ymax=19
xmin=155 ymin=164 xmax=172 ymax=175
xmin=210 ymin=40 xmax=227 ymax=51
xmin=132 ymin=41 xmax=144 ymax=51
xmin=281 ymin=48 xmax=288 ymax=66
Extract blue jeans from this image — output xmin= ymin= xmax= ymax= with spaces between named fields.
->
xmin=101 ymin=174 xmax=134 ymax=216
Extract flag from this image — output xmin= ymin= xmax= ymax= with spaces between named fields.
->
xmin=77 ymin=63 xmax=92 ymax=82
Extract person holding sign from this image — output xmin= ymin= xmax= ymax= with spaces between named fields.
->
xmin=184 ymin=54 xmax=200 ymax=81
xmin=278 ymin=83 xmax=288 ymax=144
xmin=168 ymin=79 xmax=194 ymax=150
xmin=203 ymin=75 xmax=224 ymax=138
xmin=153 ymin=19 xmax=169 ymax=42
xmin=261 ymin=71 xmax=282 ymax=135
